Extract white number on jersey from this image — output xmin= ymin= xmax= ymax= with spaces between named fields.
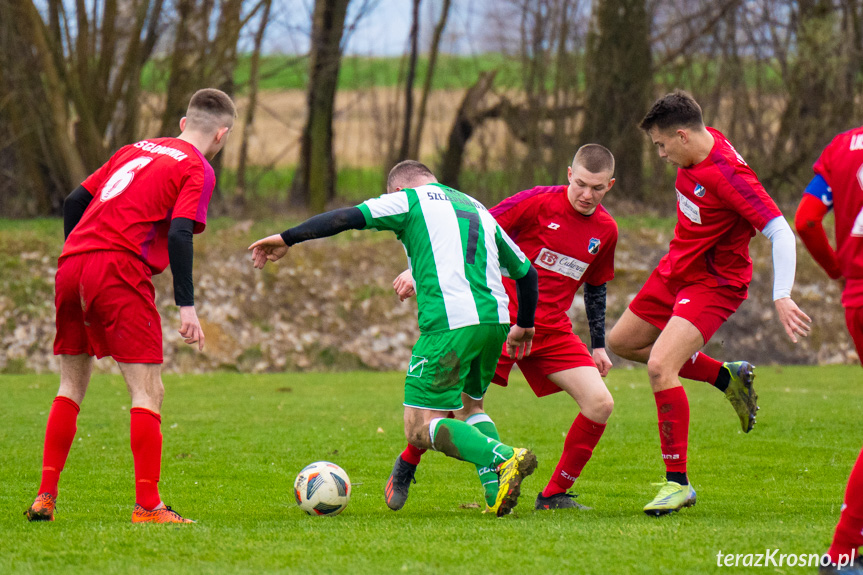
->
xmin=852 ymin=164 xmax=863 ymax=237
xmin=100 ymin=157 xmax=153 ymax=202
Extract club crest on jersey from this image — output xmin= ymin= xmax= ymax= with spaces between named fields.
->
xmin=694 ymin=184 xmax=706 ymax=197
xmin=587 ymin=238 xmax=601 ymax=255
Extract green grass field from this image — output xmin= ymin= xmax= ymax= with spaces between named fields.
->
xmin=1 ymin=366 xmax=859 ymax=574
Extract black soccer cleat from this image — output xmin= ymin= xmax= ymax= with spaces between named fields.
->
xmin=385 ymin=455 xmax=417 ymax=511
xmin=819 ymin=554 xmax=863 ymax=575
xmin=535 ymin=491 xmax=592 ymax=510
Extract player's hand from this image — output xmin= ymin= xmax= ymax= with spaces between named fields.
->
xmin=393 ymin=269 xmax=415 ymax=301
xmin=248 ymin=234 xmax=289 ymax=269
xmin=774 ymin=297 xmax=811 ymax=343
xmin=506 ymin=325 xmax=535 ymax=360
xmin=178 ymin=305 xmax=205 ymax=351
xmin=592 ymin=348 xmax=612 ymax=377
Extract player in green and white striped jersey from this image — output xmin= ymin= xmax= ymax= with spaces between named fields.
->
xmin=249 ymin=160 xmax=540 ymax=516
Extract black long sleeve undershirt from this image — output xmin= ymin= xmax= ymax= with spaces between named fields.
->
xmin=168 ymin=217 xmax=196 ymax=306
xmin=280 ymin=207 xmax=366 ymax=246
xmin=63 ymin=185 xmax=93 ymax=239
xmin=584 ymin=282 xmax=607 ymax=349
xmin=514 ymin=266 xmax=538 ymax=329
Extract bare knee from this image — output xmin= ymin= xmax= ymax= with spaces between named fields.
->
xmin=403 ymin=416 xmax=432 ymax=449
xmin=582 ymin=392 xmax=614 ymax=423
xmin=646 ymin=355 xmax=679 ymax=391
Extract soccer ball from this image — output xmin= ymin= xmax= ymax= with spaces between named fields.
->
xmin=294 ymin=461 xmax=352 ymax=516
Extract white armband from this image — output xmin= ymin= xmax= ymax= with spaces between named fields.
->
xmin=761 ymin=216 xmax=796 ymax=300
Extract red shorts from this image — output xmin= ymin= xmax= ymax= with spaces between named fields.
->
xmin=628 ymin=269 xmax=748 ymax=344
xmin=54 ymin=251 xmax=163 ymax=363
xmin=492 ymin=331 xmax=595 ymax=397
xmin=845 ymin=306 xmax=863 ymax=366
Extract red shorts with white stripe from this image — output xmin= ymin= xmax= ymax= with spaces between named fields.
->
xmin=53 ymin=250 xmax=163 ymax=363
xmin=492 ymin=330 xmax=596 ymax=397
xmin=628 ymin=268 xmax=747 ymax=344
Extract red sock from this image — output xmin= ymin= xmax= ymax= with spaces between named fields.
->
xmin=655 ymin=387 xmax=689 ymax=474
xmin=678 ymin=351 xmax=722 ymax=385
xmin=542 ymin=413 xmax=606 ymax=497
xmin=38 ymin=396 xmax=81 ymax=498
xmin=828 ymin=446 xmax=863 ymax=562
xmin=401 ymin=443 xmax=426 ymax=466
xmin=130 ymin=407 xmax=162 ymax=510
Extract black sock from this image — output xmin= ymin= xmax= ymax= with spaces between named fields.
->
xmin=666 ymin=471 xmax=688 ymax=485
xmin=714 ymin=365 xmax=730 ymax=392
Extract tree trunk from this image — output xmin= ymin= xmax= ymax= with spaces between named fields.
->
xmin=438 ymin=71 xmax=498 ymax=189
xmin=396 ymin=0 xmax=421 ymax=163
xmin=235 ymin=0 xmax=273 ymax=214
xmin=581 ymin=0 xmax=651 ymax=203
xmin=409 ymin=0 xmax=450 ymax=160
xmin=290 ymin=0 xmax=350 ymax=213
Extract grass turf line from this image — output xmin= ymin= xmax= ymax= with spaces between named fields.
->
xmin=1 ymin=366 xmax=857 ymax=574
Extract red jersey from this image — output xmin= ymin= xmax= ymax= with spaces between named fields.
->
xmin=61 ymin=137 xmax=215 ymax=274
xmin=813 ymin=126 xmax=863 ymax=305
xmin=658 ymin=127 xmax=782 ymax=288
xmin=491 ymin=186 xmax=617 ymax=333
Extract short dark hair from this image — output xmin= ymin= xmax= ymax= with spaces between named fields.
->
xmin=387 ymin=160 xmax=436 ymax=193
xmin=573 ymin=144 xmax=615 ymax=176
xmin=185 ymin=88 xmax=237 ymax=133
xmin=639 ymin=90 xmax=704 ymax=132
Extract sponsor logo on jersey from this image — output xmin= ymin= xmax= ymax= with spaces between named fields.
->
xmin=678 ymin=299 xmax=690 ymax=305
xmin=588 ymin=238 xmax=601 ymax=254
xmin=535 ymin=248 xmax=589 ymax=281
xmin=851 ymin=133 xmax=863 ymax=151
xmin=694 ymin=184 xmax=706 ymax=197
xmin=547 ymin=222 xmax=560 ymax=230
xmin=540 ymin=250 xmax=558 ymax=266
xmin=676 ymin=189 xmax=702 ymax=224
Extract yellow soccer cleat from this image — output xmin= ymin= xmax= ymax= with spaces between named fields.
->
xmin=488 ymin=448 xmax=537 ymax=518
xmin=643 ymin=480 xmax=697 ymax=516
xmin=723 ymin=361 xmax=758 ymax=433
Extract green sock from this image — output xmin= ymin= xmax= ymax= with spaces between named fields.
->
xmin=466 ymin=413 xmax=501 ymax=507
xmin=431 ymin=418 xmax=514 ymax=470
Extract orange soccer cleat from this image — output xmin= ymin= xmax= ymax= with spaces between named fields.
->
xmin=25 ymin=493 xmax=56 ymax=522
xmin=131 ymin=504 xmax=195 ymax=524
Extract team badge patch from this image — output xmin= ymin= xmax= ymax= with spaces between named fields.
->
xmin=588 ymin=238 xmax=601 ymax=255
xmin=694 ymin=184 xmax=706 ymax=197
xmin=407 ymin=355 xmax=428 ymax=378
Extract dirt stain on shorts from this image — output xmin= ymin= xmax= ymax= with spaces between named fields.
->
xmin=433 ymin=351 xmax=461 ymax=389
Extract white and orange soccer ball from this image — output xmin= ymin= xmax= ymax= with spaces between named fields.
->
xmin=293 ymin=461 xmax=352 ymax=516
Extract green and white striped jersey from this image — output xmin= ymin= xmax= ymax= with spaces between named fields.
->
xmin=357 ymin=183 xmax=532 ymax=334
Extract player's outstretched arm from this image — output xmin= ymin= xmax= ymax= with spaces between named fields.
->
xmin=249 ymin=207 xmax=367 ymax=269
xmin=393 ymin=269 xmax=415 ymax=301
xmin=774 ymin=297 xmax=811 ymax=344
xmin=249 ymin=235 xmax=289 ymax=269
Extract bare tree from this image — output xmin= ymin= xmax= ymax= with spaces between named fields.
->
xmin=581 ymin=0 xmax=651 ymax=202
xmin=290 ymin=0 xmax=351 ymax=213
xmin=236 ymin=0 xmax=274 ymax=213
xmin=409 ymin=0 xmax=451 ymax=160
